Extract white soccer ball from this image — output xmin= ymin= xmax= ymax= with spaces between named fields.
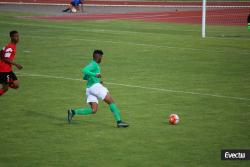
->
xmin=168 ymin=114 xmax=180 ymax=125
xmin=71 ymin=8 xmax=77 ymax=13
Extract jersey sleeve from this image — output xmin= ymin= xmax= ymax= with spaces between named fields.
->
xmin=3 ymin=47 xmax=13 ymax=58
xmin=82 ymin=64 xmax=97 ymax=77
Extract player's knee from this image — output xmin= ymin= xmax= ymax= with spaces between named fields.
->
xmin=104 ymin=94 xmax=114 ymax=104
xmin=11 ymin=84 xmax=19 ymax=89
xmin=13 ymin=81 xmax=20 ymax=89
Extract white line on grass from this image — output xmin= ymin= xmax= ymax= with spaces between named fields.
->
xmin=1 ymin=17 xmax=249 ymax=34
xmin=0 ymin=31 xmax=245 ymax=55
xmin=17 ymin=72 xmax=250 ymax=101
xmin=23 ymin=50 xmax=32 ymax=53
xmin=0 ymin=21 xmax=249 ymax=55
xmin=1 ymin=20 xmax=250 ymax=41
xmin=4 ymin=19 xmax=245 ymax=34
xmin=24 ymin=35 xmax=250 ymax=55
xmin=0 ymin=20 xmax=201 ymax=33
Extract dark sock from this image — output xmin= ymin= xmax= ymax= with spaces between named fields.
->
xmin=63 ymin=8 xmax=70 ymax=12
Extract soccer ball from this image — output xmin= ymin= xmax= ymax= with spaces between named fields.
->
xmin=169 ymin=114 xmax=180 ymax=125
xmin=71 ymin=7 xmax=77 ymax=13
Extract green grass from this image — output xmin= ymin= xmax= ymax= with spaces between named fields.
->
xmin=0 ymin=11 xmax=250 ymax=167
xmin=127 ymin=0 xmax=249 ymax=2
xmin=125 ymin=0 xmax=249 ymax=1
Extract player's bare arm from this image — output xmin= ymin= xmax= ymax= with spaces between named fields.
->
xmin=96 ymin=73 xmax=101 ymax=78
xmin=2 ymin=58 xmax=23 ymax=70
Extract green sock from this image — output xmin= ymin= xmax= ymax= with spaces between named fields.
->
xmin=74 ymin=108 xmax=92 ymax=115
xmin=109 ymin=103 xmax=121 ymax=122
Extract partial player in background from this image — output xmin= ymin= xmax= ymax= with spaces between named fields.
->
xmin=68 ymin=50 xmax=129 ymax=128
xmin=0 ymin=31 xmax=23 ymax=96
xmin=62 ymin=0 xmax=83 ymax=13
xmin=248 ymin=13 xmax=250 ymax=30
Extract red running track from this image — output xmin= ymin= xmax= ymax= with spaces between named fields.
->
xmin=30 ymin=8 xmax=250 ymax=26
xmin=1 ymin=0 xmax=250 ymax=26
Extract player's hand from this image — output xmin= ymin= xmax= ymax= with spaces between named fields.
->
xmin=15 ymin=64 xmax=23 ymax=70
xmin=96 ymin=73 xmax=101 ymax=78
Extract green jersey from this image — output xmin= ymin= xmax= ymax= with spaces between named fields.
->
xmin=81 ymin=60 xmax=101 ymax=88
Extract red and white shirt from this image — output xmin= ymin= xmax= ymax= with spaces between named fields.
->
xmin=0 ymin=43 xmax=16 ymax=72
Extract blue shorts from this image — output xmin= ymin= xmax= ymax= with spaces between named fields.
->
xmin=71 ymin=2 xmax=80 ymax=7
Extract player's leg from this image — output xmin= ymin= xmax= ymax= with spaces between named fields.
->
xmin=97 ymin=83 xmax=128 ymax=128
xmin=0 ymin=84 xmax=8 ymax=96
xmin=62 ymin=2 xmax=74 ymax=12
xmin=69 ymin=2 xmax=78 ymax=12
xmin=67 ymin=90 xmax=98 ymax=123
xmin=103 ymin=93 xmax=120 ymax=121
xmin=9 ymin=80 xmax=19 ymax=89
xmin=75 ymin=5 xmax=80 ymax=11
xmin=0 ymin=73 xmax=9 ymax=96
xmin=68 ymin=102 xmax=97 ymax=123
xmin=8 ymin=72 xmax=19 ymax=89
xmin=74 ymin=102 xmax=98 ymax=115
xmin=103 ymin=93 xmax=129 ymax=128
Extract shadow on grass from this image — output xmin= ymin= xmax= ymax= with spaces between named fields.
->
xmin=24 ymin=109 xmax=114 ymax=128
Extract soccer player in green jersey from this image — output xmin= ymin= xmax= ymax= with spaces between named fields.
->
xmin=68 ymin=50 xmax=129 ymax=128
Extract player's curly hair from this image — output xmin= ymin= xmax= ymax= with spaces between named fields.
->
xmin=93 ymin=50 xmax=103 ymax=56
xmin=10 ymin=30 xmax=18 ymax=37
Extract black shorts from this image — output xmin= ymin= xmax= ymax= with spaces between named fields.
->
xmin=0 ymin=72 xmax=18 ymax=85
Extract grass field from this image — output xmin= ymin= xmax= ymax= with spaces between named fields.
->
xmin=0 ymin=11 xmax=250 ymax=167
